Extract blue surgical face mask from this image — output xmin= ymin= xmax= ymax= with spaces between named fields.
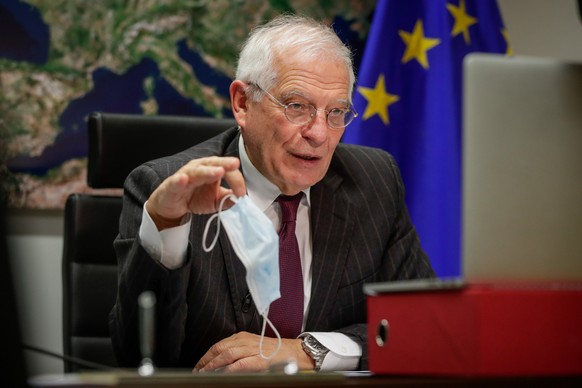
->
xmin=203 ymin=194 xmax=281 ymax=359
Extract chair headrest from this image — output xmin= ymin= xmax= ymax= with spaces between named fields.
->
xmin=87 ymin=112 xmax=236 ymax=189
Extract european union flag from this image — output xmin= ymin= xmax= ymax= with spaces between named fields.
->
xmin=343 ymin=0 xmax=509 ymax=277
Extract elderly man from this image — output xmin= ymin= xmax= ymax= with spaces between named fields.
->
xmin=110 ymin=14 xmax=434 ymax=373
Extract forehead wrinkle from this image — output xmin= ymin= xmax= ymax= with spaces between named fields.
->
xmin=279 ymin=89 xmax=307 ymax=100
xmin=279 ymin=89 xmax=349 ymax=107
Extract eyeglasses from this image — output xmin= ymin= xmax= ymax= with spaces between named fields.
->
xmin=252 ymin=84 xmax=358 ymax=129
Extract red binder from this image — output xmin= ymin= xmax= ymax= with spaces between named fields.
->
xmin=365 ymin=281 xmax=582 ymax=376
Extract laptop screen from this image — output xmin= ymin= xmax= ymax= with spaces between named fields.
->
xmin=462 ymin=53 xmax=582 ymax=283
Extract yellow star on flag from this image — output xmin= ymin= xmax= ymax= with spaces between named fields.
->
xmin=358 ymin=74 xmax=400 ymax=125
xmin=399 ymin=19 xmax=441 ymax=69
xmin=447 ymin=0 xmax=478 ymax=44
xmin=502 ymin=28 xmax=513 ymax=56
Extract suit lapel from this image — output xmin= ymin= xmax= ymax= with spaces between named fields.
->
xmin=306 ymin=170 xmax=354 ymax=330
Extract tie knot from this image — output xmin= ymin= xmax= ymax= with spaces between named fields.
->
xmin=276 ymin=193 xmax=303 ymax=223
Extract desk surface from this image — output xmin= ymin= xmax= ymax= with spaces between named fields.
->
xmin=28 ymin=370 xmax=582 ymax=388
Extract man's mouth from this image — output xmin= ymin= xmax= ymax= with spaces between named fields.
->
xmin=293 ymin=153 xmax=320 ymax=161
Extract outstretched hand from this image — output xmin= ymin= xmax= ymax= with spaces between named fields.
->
xmin=146 ymin=156 xmax=246 ymax=231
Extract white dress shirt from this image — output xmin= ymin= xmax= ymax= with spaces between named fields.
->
xmin=138 ymin=134 xmax=361 ymax=371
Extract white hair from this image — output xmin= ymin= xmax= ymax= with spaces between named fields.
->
xmin=235 ymin=14 xmax=355 ymax=103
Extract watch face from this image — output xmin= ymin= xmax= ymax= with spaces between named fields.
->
xmin=307 ymin=336 xmax=317 ymax=348
xmin=307 ymin=336 xmax=327 ymax=355
xmin=307 ymin=336 xmax=319 ymax=349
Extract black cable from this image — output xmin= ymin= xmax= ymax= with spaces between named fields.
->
xmin=22 ymin=343 xmax=114 ymax=371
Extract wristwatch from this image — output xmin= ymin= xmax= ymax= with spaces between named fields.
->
xmin=301 ymin=334 xmax=329 ymax=371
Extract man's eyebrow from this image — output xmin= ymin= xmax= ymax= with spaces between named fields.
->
xmin=335 ymin=98 xmax=349 ymax=106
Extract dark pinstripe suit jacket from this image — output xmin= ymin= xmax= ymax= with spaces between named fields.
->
xmin=109 ymin=127 xmax=434 ymax=370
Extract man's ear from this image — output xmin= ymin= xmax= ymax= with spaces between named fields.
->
xmin=230 ymin=80 xmax=249 ymax=128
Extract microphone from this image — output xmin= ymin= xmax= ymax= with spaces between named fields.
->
xmin=138 ymin=290 xmax=156 ymax=376
xmin=22 ymin=343 xmax=113 ymax=371
xmin=25 ymin=291 xmax=158 ymax=376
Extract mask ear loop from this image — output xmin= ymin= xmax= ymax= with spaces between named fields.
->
xmin=202 ymin=194 xmax=237 ymax=252
xmin=259 ymin=308 xmax=282 ymax=360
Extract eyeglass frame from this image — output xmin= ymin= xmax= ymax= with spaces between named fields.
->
xmin=249 ymin=83 xmax=358 ymax=129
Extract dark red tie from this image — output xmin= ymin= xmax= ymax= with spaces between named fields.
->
xmin=266 ymin=193 xmax=304 ymax=338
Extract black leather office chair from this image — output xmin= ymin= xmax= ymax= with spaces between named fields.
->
xmin=62 ymin=112 xmax=236 ymax=372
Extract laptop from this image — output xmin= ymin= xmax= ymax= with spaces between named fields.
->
xmin=462 ymin=53 xmax=582 ymax=284
xmin=366 ymin=53 xmax=582 ymax=294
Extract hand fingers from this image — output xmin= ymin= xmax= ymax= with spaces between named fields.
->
xmin=195 ymin=333 xmax=265 ymax=372
xmin=148 ymin=157 xmax=245 ymax=224
xmin=164 ymin=165 xmax=225 ymax=195
xmin=194 ymin=332 xmax=313 ymax=373
xmin=214 ymin=187 xmax=236 ymax=211
xmin=177 ymin=156 xmax=240 ymax=186
xmin=185 ymin=156 xmax=246 ymax=197
xmin=194 ymin=334 xmax=305 ymax=373
xmin=223 ymin=169 xmax=246 ymax=198
xmin=177 ymin=157 xmax=246 ymax=202
xmin=186 ymin=156 xmax=240 ymax=174
xmin=150 ymin=166 xmax=225 ymax=217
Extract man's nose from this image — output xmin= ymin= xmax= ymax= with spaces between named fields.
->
xmin=303 ymin=110 xmax=329 ymax=143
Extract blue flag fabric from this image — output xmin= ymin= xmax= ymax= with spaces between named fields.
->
xmin=343 ymin=0 xmax=509 ymax=277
